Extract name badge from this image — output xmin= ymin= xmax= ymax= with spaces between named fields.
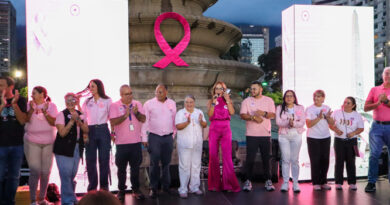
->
xmin=129 ymin=124 xmax=134 ymax=131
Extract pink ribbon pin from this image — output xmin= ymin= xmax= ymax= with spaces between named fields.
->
xmin=153 ymin=12 xmax=191 ymax=69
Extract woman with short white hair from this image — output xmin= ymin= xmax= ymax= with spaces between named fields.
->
xmin=175 ymin=95 xmax=207 ymax=198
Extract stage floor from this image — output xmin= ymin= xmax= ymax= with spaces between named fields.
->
xmin=72 ymin=177 xmax=390 ymax=205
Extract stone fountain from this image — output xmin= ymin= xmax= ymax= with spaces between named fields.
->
xmin=129 ymin=0 xmax=263 ymax=110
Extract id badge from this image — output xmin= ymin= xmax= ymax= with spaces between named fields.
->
xmin=129 ymin=124 xmax=134 ymax=131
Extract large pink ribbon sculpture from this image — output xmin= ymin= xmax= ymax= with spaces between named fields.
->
xmin=153 ymin=12 xmax=191 ymax=69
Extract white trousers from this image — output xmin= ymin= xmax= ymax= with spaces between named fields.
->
xmin=278 ymin=131 xmax=302 ymax=183
xmin=177 ymin=143 xmax=202 ymax=194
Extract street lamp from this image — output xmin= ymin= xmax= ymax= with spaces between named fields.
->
xmin=14 ymin=70 xmax=22 ymax=79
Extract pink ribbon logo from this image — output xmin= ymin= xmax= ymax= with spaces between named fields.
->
xmin=153 ymin=12 xmax=190 ymax=69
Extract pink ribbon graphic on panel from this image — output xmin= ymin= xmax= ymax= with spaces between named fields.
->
xmin=153 ymin=12 xmax=190 ymax=69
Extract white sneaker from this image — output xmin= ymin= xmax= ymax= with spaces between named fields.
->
xmin=293 ymin=182 xmax=300 ymax=193
xmin=349 ymin=184 xmax=357 ymax=191
xmin=335 ymin=184 xmax=343 ymax=190
xmin=265 ymin=179 xmax=275 ymax=192
xmin=190 ymin=190 xmax=203 ymax=195
xmin=179 ymin=193 xmax=188 ymax=198
xmin=280 ymin=182 xmax=289 ymax=192
xmin=243 ymin=180 xmax=252 ymax=192
xmin=322 ymin=184 xmax=331 ymax=190
xmin=313 ymin=185 xmax=322 ymax=191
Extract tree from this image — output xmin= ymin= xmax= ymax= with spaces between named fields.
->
xmin=258 ymin=47 xmax=282 ymax=91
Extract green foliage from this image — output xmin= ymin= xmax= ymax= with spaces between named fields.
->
xmin=263 ymin=91 xmax=283 ymax=105
xmin=19 ymin=86 xmax=28 ymax=98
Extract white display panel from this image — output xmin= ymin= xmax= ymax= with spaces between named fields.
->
xmin=26 ymin=0 xmax=129 ymax=192
xmin=26 ymin=0 xmax=129 ymax=109
xmin=282 ymin=5 xmax=374 ymax=180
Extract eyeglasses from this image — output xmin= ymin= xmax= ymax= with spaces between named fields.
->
xmin=215 ymin=87 xmax=224 ymax=90
xmin=285 ymin=95 xmax=294 ymax=98
xmin=66 ymin=99 xmax=77 ymax=103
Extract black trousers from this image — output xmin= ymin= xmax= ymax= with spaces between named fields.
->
xmin=148 ymin=133 xmax=173 ymax=190
xmin=307 ymin=137 xmax=330 ymax=185
xmin=334 ymin=138 xmax=357 ymax=185
xmin=243 ymin=136 xmax=271 ymax=181
xmin=115 ymin=143 xmax=143 ymax=191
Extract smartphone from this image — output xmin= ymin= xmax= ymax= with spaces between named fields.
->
xmin=226 ymin=89 xmax=231 ymax=94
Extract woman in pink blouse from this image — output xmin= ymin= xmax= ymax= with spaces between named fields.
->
xmin=24 ymin=86 xmax=58 ymax=205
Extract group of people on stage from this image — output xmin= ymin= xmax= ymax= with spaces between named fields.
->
xmin=0 ymin=67 xmax=389 ymax=204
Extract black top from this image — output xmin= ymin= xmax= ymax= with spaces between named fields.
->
xmin=53 ymin=109 xmax=84 ymax=158
xmin=0 ymin=97 xmax=27 ymax=147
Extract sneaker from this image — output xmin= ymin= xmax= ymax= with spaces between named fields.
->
xmin=365 ymin=182 xmax=376 ymax=192
xmin=322 ymin=184 xmax=331 ymax=190
xmin=313 ymin=185 xmax=322 ymax=191
xmin=190 ymin=190 xmax=203 ymax=195
xmin=243 ymin=180 xmax=253 ymax=192
xmin=149 ymin=189 xmax=158 ymax=199
xmin=335 ymin=184 xmax=343 ymax=190
xmin=265 ymin=179 xmax=275 ymax=192
xmin=179 ymin=193 xmax=188 ymax=198
xmin=38 ymin=200 xmax=53 ymax=205
xmin=117 ymin=190 xmax=125 ymax=202
xmin=293 ymin=182 xmax=300 ymax=193
xmin=349 ymin=184 xmax=357 ymax=191
xmin=280 ymin=182 xmax=289 ymax=192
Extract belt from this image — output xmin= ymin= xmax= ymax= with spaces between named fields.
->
xmin=375 ymin=121 xmax=390 ymax=125
xmin=89 ymin=123 xmax=108 ymax=128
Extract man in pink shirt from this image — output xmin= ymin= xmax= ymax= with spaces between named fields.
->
xmin=364 ymin=67 xmax=390 ymax=192
xmin=109 ymin=85 xmax=146 ymax=201
xmin=142 ymin=84 xmax=176 ymax=198
xmin=240 ymin=81 xmax=276 ymax=192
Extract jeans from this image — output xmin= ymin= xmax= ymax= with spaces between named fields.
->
xmin=307 ymin=137 xmax=330 ymax=185
xmin=55 ymin=144 xmax=80 ymax=205
xmin=86 ymin=124 xmax=111 ymax=191
xmin=279 ymin=131 xmax=302 ymax=183
xmin=115 ymin=143 xmax=142 ymax=191
xmin=0 ymin=145 xmax=24 ymax=205
xmin=368 ymin=122 xmax=390 ymax=183
xmin=148 ymin=133 xmax=173 ymax=190
xmin=24 ymin=139 xmax=53 ymax=202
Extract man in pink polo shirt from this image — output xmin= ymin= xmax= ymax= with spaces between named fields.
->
xmin=240 ymin=81 xmax=276 ymax=192
xmin=109 ymin=85 xmax=146 ymax=201
xmin=364 ymin=67 xmax=390 ymax=192
xmin=142 ymin=84 xmax=176 ymax=198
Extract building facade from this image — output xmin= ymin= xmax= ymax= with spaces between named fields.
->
xmin=237 ymin=25 xmax=269 ymax=66
xmin=0 ymin=0 xmax=16 ymax=74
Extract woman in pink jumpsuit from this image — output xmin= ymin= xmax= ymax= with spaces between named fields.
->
xmin=207 ymin=81 xmax=241 ymax=192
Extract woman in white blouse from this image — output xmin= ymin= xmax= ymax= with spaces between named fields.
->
xmin=330 ymin=96 xmax=364 ymax=191
xmin=175 ymin=95 xmax=207 ymax=198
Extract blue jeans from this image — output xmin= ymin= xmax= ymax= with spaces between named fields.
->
xmin=0 ymin=145 xmax=24 ymax=205
xmin=55 ymin=144 xmax=80 ymax=205
xmin=86 ymin=124 xmax=111 ymax=191
xmin=368 ymin=122 xmax=390 ymax=183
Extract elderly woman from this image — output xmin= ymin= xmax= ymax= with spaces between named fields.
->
xmin=24 ymin=86 xmax=58 ymax=205
xmin=330 ymin=96 xmax=364 ymax=191
xmin=54 ymin=93 xmax=89 ymax=205
xmin=207 ymin=81 xmax=240 ymax=192
xmin=276 ymin=90 xmax=305 ymax=193
xmin=305 ymin=90 xmax=334 ymax=191
xmin=175 ymin=95 xmax=207 ymax=198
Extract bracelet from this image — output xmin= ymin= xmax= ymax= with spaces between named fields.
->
xmin=211 ymin=103 xmax=216 ymax=106
xmin=384 ymin=99 xmax=390 ymax=105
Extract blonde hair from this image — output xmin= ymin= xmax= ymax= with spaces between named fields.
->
xmin=211 ymin=81 xmax=227 ymax=97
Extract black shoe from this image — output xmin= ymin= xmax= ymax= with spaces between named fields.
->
xmin=149 ymin=189 xmax=158 ymax=199
xmin=117 ymin=190 xmax=125 ymax=202
xmin=132 ymin=190 xmax=145 ymax=200
xmin=365 ymin=183 xmax=376 ymax=192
